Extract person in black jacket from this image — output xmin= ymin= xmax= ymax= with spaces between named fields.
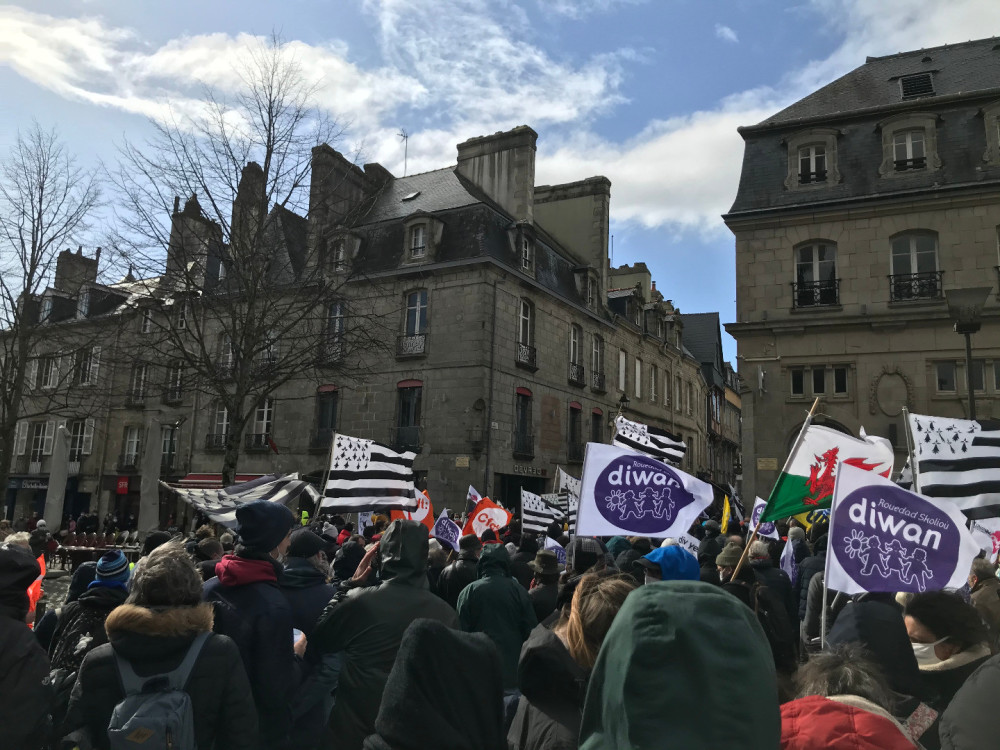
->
xmin=527 ymin=550 xmax=562 ymax=623
xmin=62 ymin=540 xmax=258 ymax=750
xmin=510 ymin=535 xmax=538 ymax=590
xmin=796 ymin=533 xmax=828 ymax=620
xmin=747 ymin=540 xmax=797 ymax=627
xmin=0 ymin=544 xmax=51 ymax=750
xmin=437 ymin=533 xmax=482 ymax=607
xmin=203 ymin=499 xmax=301 ymax=750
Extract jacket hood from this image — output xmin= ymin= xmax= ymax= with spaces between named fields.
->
xmin=605 ymin=536 xmax=631 ymax=560
xmin=76 ymin=583 xmax=129 ymax=610
xmin=333 ymin=540 xmax=366 ymax=581
xmin=780 ymin=695 xmax=916 ymax=749
xmin=105 ymin=602 xmax=214 ymax=663
xmin=518 ymin=624 xmax=588 ymax=719
xmin=366 ymin=619 xmax=505 ymax=750
xmin=281 ymin=556 xmax=328 ymax=589
xmin=214 ymin=553 xmax=279 ymax=587
xmin=477 ymin=543 xmax=511 ymax=579
xmin=579 ymin=580 xmax=780 ymax=750
xmin=939 ymin=653 xmax=1000 ymax=750
xmin=379 ymin=520 xmax=429 ymax=586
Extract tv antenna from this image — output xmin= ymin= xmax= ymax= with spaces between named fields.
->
xmin=398 ymin=129 xmax=409 ymax=176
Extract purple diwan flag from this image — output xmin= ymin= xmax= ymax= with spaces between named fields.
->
xmin=826 ymin=464 xmax=979 ymax=596
xmin=432 ymin=510 xmax=462 ymax=552
xmin=780 ymin=538 xmax=798 ymax=586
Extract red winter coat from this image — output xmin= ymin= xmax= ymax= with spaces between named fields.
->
xmin=781 ymin=695 xmax=915 ymax=750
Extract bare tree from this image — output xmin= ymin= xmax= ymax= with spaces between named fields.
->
xmin=0 ymin=123 xmax=101 ymax=503
xmin=109 ymin=36 xmax=389 ymax=486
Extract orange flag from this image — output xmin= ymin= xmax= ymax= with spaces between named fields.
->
xmin=27 ymin=553 xmax=45 ymax=629
xmin=462 ymin=497 xmax=512 ymax=538
xmin=391 ymin=490 xmax=434 ymax=532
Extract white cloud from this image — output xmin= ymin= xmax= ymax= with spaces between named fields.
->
xmin=543 ymin=0 xmax=646 ymax=20
xmin=715 ymin=24 xmax=739 ymax=44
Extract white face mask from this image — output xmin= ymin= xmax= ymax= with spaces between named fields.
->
xmin=912 ymin=637 xmax=949 ymax=667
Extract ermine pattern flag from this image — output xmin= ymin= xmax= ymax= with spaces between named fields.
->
xmin=557 ymin=468 xmax=581 ymax=533
xmin=164 ymin=474 xmax=320 ymax=528
xmin=825 ymin=464 xmax=979 ymax=595
xmin=522 ymin=490 xmax=565 ymax=533
xmin=323 ymin=433 xmax=418 ymax=512
xmin=907 ymin=414 xmax=1000 ymax=519
xmin=613 ymin=416 xmax=686 ymax=465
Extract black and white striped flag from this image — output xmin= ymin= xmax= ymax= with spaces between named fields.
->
xmin=612 ymin=415 xmax=686 ymax=465
xmin=323 ymin=433 xmax=419 ymax=512
xmin=556 ymin=468 xmax=581 ymax=534
xmin=162 ymin=473 xmax=321 ymax=528
xmin=908 ymin=414 xmax=1000 ymax=519
xmin=522 ymin=489 xmax=565 ymax=533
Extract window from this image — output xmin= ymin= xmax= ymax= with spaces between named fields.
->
xmin=77 ymin=290 xmax=89 ymax=318
xmin=900 ymin=73 xmax=934 ymax=99
xmin=161 ymin=425 xmax=179 ymax=469
xmin=686 ymin=383 xmax=693 ymax=415
xmin=569 ymin=325 xmax=582 ymax=365
xmin=333 ymin=239 xmax=347 ymax=270
xmin=327 ymin=302 xmax=345 ymax=356
xmin=890 ymin=232 xmax=939 ymax=300
xmin=317 ymin=390 xmax=338 ymax=433
xmin=129 ymin=363 xmax=148 ymax=398
xmin=40 ymin=356 xmax=58 ymax=389
xmin=518 ymin=300 xmax=533 ymax=346
xmin=936 ymin=362 xmax=956 ymax=392
xmin=520 ymin=238 xmax=533 ymax=272
xmin=40 ymin=297 xmax=53 ymax=322
xmin=514 ymin=390 xmax=532 ymax=456
xmin=176 ymin=300 xmax=189 ymax=330
xmin=405 ymin=290 xmax=428 ymax=336
xmin=568 ymin=404 xmax=582 ymax=447
xmin=649 ymin=364 xmax=657 ymax=402
xmin=591 ymin=335 xmax=604 ymax=375
xmin=591 ymin=409 xmax=604 ymax=443
xmin=30 ymin=422 xmax=53 ymax=462
xmin=893 ymin=129 xmax=926 ymax=171
xmin=587 ymin=276 xmax=596 ymax=307
xmin=409 ymin=225 xmax=426 ymax=259
xmin=618 ymin=350 xmax=627 ymax=392
xmin=253 ymin=398 xmax=274 ymax=436
xmin=74 ymin=346 xmax=101 ymax=386
xmin=970 ymin=360 xmax=986 ymax=392
xmin=634 ymin=359 xmax=642 ymax=399
xmin=664 ymin=371 xmax=671 ymax=407
xmin=397 ymin=384 xmax=422 ymax=451
xmin=995 ymin=362 xmax=1000 ymax=392
xmin=214 ymin=404 xmax=230 ymax=437
xmin=834 ymin=366 xmax=848 ymax=395
xmin=166 ymin=361 xmax=184 ymax=400
xmin=122 ymin=425 xmax=141 ymax=464
xmin=219 ymin=335 xmax=234 ymax=370
xmin=141 ymin=308 xmax=153 ymax=334
xmin=812 ymin=368 xmax=826 ymax=395
xmin=798 ymin=144 xmax=827 ymax=184
xmin=791 ymin=368 xmax=805 ymax=396
xmin=794 ymin=242 xmax=838 ymax=307
xmin=674 ymin=376 xmax=682 ymax=413
xmin=69 ymin=419 xmax=94 ymax=459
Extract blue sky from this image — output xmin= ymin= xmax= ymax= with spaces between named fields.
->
xmin=3 ymin=0 xmax=1000 ymax=364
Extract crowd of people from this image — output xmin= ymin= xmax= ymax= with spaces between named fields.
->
xmin=2 ymin=503 xmax=999 ymax=749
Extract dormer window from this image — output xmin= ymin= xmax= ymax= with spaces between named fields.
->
xmin=40 ymin=297 xmax=52 ymax=323
xmin=333 ymin=239 xmax=347 ymax=270
xmin=893 ymin=129 xmax=926 ymax=171
xmin=77 ymin=290 xmax=90 ymax=319
xmin=520 ymin=238 xmax=533 ymax=272
xmin=878 ymin=113 xmax=940 ymax=177
xmin=784 ymin=128 xmax=840 ymax=190
xmin=409 ymin=225 xmax=426 ymax=259
xmin=586 ymin=276 xmax=596 ymax=307
xmin=798 ymin=145 xmax=827 ymax=184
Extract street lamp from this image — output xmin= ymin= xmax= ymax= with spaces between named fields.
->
xmin=617 ymin=392 xmax=630 ymax=413
xmin=945 ymin=287 xmax=992 ymax=420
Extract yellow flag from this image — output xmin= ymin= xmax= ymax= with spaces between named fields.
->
xmin=721 ymin=496 xmax=731 ymax=533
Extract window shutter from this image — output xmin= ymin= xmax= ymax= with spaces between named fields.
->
xmin=27 ymin=359 xmax=38 ymax=389
xmin=42 ymin=420 xmax=55 ymax=455
xmin=82 ymin=418 xmax=95 ymax=455
xmin=14 ymin=422 xmax=28 ymax=455
xmin=90 ymin=346 xmax=101 ymax=383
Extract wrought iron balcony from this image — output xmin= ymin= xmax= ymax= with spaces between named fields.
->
xmin=67 ymin=461 xmax=81 ymax=475
xmin=515 ymin=342 xmax=537 ymax=371
xmin=396 ymin=333 xmax=426 ymax=358
xmin=894 ymin=157 xmax=926 ymax=171
xmin=117 ymin=454 xmax=140 ymax=473
xmin=162 ymin=387 xmax=184 ymax=405
xmin=889 ymin=271 xmax=943 ymax=301
xmin=792 ymin=279 xmax=840 ymax=308
xmin=798 ymin=170 xmax=827 ymax=184
xmin=567 ymin=442 xmax=585 ymax=463
xmin=592 ymin=371 xmax=606 ymax=393
xmin=124 ymin=388 xmax=145 ymax=408
xmin=568 ymin=362 xmax=585 ymax=386
xmin=215 ymin=362 xmax=234 ymax=380
xmin=513 ymin=432 xmax=534 ymax=459
xmin=317 ymin=341 xmax=343 ymax=366
xmin=204 ymin=433 xmax=227 ymax=451
xmin=392 ymin=425 xmax=422 ymax=454
xmin=244 ymin=433 xmax=272 ymax=452
xmin=253 ymin=357 xmax=277 ymax=379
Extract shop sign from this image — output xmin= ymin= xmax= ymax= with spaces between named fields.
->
xmin=513 ymin=464 xmax=547 ymax=477
xmin=116 ymin=476 xmax=130 ymax=495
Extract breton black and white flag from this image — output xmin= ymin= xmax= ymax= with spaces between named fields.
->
xmin=556 ymin=468 xmax=581 ymax=534
xmin=522 ymin=489 xmax=565 ymax=534
xmin=612 ymin=415 xmax=686 ymax=465
xmin=323 ymin=433 xmax=419 ymax=512
xmin=907 ymin=413 xmax=1000 ymax=519
xmin=163 ymin=474 xmax=321 ymax=528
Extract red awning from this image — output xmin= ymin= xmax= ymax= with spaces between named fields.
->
xmin=176 ymin=473 xmax=266 ymax=489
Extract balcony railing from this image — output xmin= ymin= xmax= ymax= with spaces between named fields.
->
xmin=28 ymin=460 xmax=42 ymax=475
xmin=215 ymin=362 xmax=234 ymax=380
xmin=310 ymin=429 xmax=334 ymax=453
xmin=889 ymin=271 xmax=943 ymax=301
xmin=568 ymin=442 xmax=584 ymax=463
xmin=894 ymin=157 xmax=926 ymax=172
xmin=117 ymin=454 xmax=140 ymax=473
xmin=792 ymin=279 xmax=840 ymax=308
xmin=515 ymin=342 xmax=537 ymax=370
xmin=392 ymin=425 xmax=422 ymax=454
xmin=798 ymin=170 xmax=827 ymax=184
xmin=253 ymin=357 xmax=277 ymax=379
xmin=162 ymin=387 xmax=184 ymax=405
xmin=397 ymin=333 xmax=427 ymax=357
xmin=592 ymin=371 xmax=606 ymax=393
xmin=317 ymin=341 xmax=343 ymax=366
xmin=513 ymin=432 xmax=534 ymax=459
xmin=124 ymin=388 xmax=145 ymax=408
xmin=244 ymin=433 xmax=272 ymax=452
xmin=568 ymin=362 xmax=585 ymax=386
xmin=204 ymin=433 xmax=228 ymax=452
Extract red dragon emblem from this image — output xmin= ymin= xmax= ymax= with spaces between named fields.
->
xmin=803 ymin=449 xmax=889 ymax=505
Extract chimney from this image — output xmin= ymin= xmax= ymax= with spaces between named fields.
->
xmin=54 ymin=248 xmax=99 ymax=295
xmin=309 ymin=144 xmax=373 ymax=233
xmin=456 ymin=126 xmax=537 ymax=222
xmin=533 ymin=176 xmax=611 ymax=292
xmin=231 ymin=162 xmax=266 ymax=253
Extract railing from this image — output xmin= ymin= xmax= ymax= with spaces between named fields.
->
xmin=798 ymin=170 xmax=827 ymax=184
xmin=124 ymin=388 xmax=145 ymax=408
xmin=397 ymin=334 xmax=426 ymax=357
xmin=894 ymin=157 xmax=926 ymax=171
xmin=253 ymin=357 xmax=277 ymax=379
xmin=117 ymin=454 xmax=140 ymax=473
xmin=792 ymin=279 xmax=840 ymax=308
xmin=310 ymin=429 xmax=334 ymax=453
xmin=568 ymin=442 xmax=584 ymax=463
xmin=592 ymin=371 xmax=606 ymax=392
xmin=215 ymin=362 xmax=234 ymax=380
xmin=28 ymin=460 xmax=42 ymax=475
xmin=317 ymin=341 xmax=343 ymax=365
xmin=392 ymin=425 xmax=422 ymax=453
xmin=515 ymin=342 xmax=537 ymax=370
xmin=162 ymin=387 xmax=184 ymax=405
xmin=513 ymin=432 xmax=534 ymax=459
xmin=244 ymin=433 xmax=272 ymax=452
xmin=67 ymin=459 xmax=81 ymax=475
xmin=568 ymin=362 xmax=585 ymax=386
xmin=204 ymin=433 xmax=227 ymax=451
xmin=889 ymin=271 xmax=943 ymax=301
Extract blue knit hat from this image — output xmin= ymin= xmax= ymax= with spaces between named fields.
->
xmin=236 ymin=500 xmax=296 ymax=552
xmin=95 ymin=549 xmax=131 ymax=583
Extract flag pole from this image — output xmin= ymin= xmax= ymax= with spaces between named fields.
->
xmin=315 ymin=432 xmax=337 ymax=517
xmin=820 ymin=577 xmax=829 ymax=648
xmin=901 ymin=407 xmax=920 ymax=493
xmin=731 ymin=398 xmax=821 ymax=582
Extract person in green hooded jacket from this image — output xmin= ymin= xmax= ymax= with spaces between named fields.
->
xmin=456 ymin=543 xmax=537 ymax=690
xmin=579 ymin=580 xmax=781 ymax=750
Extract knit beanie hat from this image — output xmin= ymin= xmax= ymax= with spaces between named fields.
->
xmin=716 ymin=543 xmax=744 ymax=567
xmin=236 ymin=500 xmax=296 ymax=552
xmin=141 ymin=531 xmax=172 ymax=556
xmin=288 ymin=529 xmax=326 ymax=559
xmin=0 ymin=544 xmax=40 ymax=615
xmin=95 ymin=549 xmax=131 ymax=583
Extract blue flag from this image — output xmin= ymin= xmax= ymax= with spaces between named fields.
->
xmin=432 ymin=509 xmax=462 ymax=552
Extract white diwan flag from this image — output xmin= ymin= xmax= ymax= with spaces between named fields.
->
xmin=577 ymin=443 xmax=712 ymax=538
xmin=969 ymin=517 xmax=1000 ymax=564
xmin=825 ymin=464 xmax=979 ymax=596
xmin=749 ymin=496 xmax=780 ymax=540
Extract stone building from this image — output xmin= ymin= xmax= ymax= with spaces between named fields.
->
xmin=725 ymin=38 xmax=1000 ymax=503
xmin=7 ymin=125 xmax=714 ymax=523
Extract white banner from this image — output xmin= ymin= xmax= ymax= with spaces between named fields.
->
xmin=826 ymin=464 xmax=980 ymax=595
xmin=750 ymin=496 xmax=780 ymax=540
xmin=969 ymin=518 xmax=1000 ymax=564
xmin=577 ymin=443 xmax=713 ymax=538
xmin=672 ymin=532 xmax=700 ymax=559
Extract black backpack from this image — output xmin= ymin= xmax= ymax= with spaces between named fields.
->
xmin=751 ymin=582 xmax=798 ymax=673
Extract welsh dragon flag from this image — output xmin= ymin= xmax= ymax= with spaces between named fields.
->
xmin=760 ymin=425 xmax=894 ymax=522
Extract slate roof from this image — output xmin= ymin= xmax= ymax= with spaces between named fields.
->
xmin=680 ymin=312 xmax=725 ymax=388
xmin=607 ymin=288 xmax=637 ymax=300
xmin=757 ymin=37 xmax=1000 ymax=129
xmin=360 ymin=168 xmax=481 ymax=224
